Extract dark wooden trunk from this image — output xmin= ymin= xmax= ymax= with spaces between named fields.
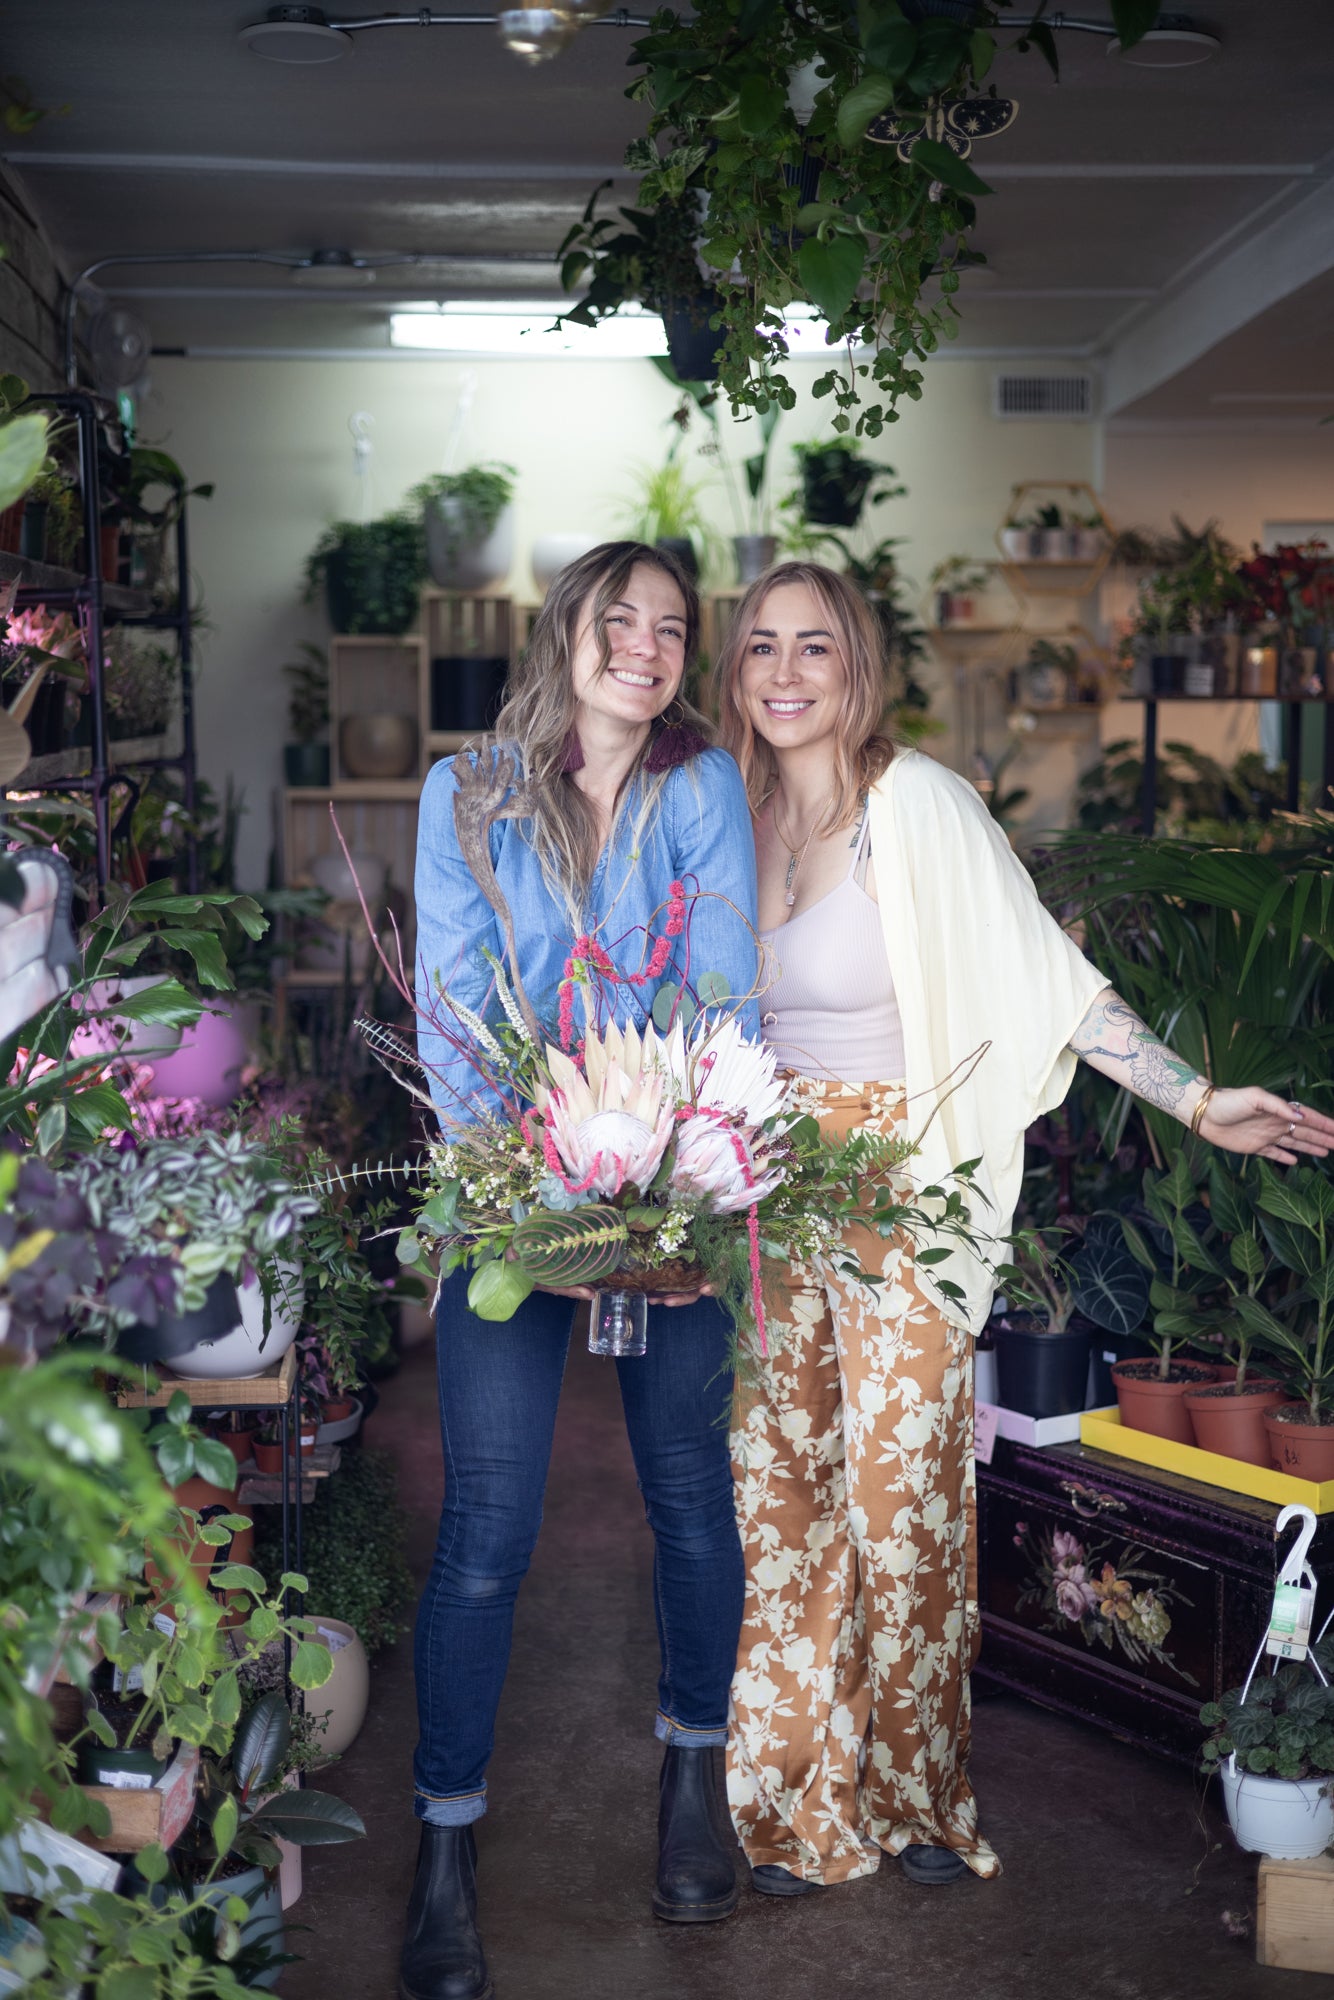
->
xmin=976 ymin=1438 xmax=1334 ymax=1764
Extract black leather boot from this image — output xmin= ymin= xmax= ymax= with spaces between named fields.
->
xmin=652 ymin=1744 xmax=739 ymax=1924
xmin=398 ymin=1824 xmax=492 ymax=2000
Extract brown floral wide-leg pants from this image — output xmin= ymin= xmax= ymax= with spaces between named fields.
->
xmin=727 ymin=1078 xmax=1000 ymax=1883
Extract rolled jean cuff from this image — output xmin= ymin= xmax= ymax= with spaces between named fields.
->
xmin=655 ymin=1711 xmax=728 ymax=1748
xmin=414 ymin=1785 xmax=487 ymax=1827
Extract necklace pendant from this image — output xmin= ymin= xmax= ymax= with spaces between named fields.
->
xmin=785 ymin=890 xmax=796 ymax=907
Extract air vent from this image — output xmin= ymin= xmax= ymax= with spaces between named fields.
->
xmin=993 ymin=373 xmax=1096 ymax=421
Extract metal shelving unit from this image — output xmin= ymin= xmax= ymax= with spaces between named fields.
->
xmin=1123 ymin=691 xmax=1334 ymax=832
xmin=2 ymin=391 xmax=199 ymax=893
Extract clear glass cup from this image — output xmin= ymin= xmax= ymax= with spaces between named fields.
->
xmin=588 ymin=1289 xmax=647 ymax=1358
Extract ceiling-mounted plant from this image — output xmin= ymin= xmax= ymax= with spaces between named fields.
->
xmin=558 ymin=0 xmax=1159 ymax=435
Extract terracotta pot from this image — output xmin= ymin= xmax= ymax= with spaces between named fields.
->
xmin=252 ymin=1431 xmax=315 ymax=1475
xmin=338 ymin=712 xmax=418 ymax=780
xmin=153 ymin=1473 xmax=254 ymax=1623
xmin=1263 ymin=1405 xmax=1334 ymax=1482
xmin=213 ymin=1420 xmax=258 ymax=1468
xmin=1111 ymin=1358 xmax=1217 ymax=1445
xmin=1183 ymin=1380 xmax=1287 ymax=1466
xmin=321 ymin=1397 xmax=356 ymax=1425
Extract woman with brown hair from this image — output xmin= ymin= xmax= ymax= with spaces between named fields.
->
xmin=402 ymin=543 xmax=758 ymax=2000
xmin=712 ymin=559 xmax=1333 ymax=1895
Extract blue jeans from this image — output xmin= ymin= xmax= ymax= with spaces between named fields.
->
xmin=411 ymin=1269 xmax=744 ymax=1826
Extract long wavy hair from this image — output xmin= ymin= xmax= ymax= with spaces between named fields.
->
xmin=712 ymin=560 xmax=895 ymax=834
xmin=491 ymin=540 xmax=707 ymax=909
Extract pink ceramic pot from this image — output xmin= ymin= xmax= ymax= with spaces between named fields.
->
xmin=141 ymin=1001 xmax=257 ymax=1107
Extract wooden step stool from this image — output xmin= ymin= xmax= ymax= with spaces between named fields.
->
xmin=1257 ymin=1852 xmax=1334 ymax=1973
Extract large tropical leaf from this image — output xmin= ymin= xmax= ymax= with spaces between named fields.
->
xmin=249 ymin=1788 xmax=366 ymax=1844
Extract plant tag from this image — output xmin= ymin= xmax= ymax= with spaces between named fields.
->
xmin=974 ymin=1402 xmax=998 ymax=1467
xmin=112 ymin=1663 xmax=144 ymax=1695
xmin=152 ymin=1611 xmax=176 ymax=1639
xmin=1264 ymin=1580 xmax=1315 ymax=1660
xmin=316 ymin=1623 xmax=353 ymax=1654
xmin=98 ymin=1770 xmax=153 ymax=1792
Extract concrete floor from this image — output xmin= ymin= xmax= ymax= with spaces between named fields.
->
xmin=281 ymin=1339 xmax=1326 ymax=2000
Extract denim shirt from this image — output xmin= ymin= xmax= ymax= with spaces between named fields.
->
xmin=413 ymin=744 xmax=760 ymax=1123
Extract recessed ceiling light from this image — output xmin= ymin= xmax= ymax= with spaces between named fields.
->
xmin=1108 ymin=26 xmax=1220 ymax=67
xmin=238 ymin=6 xmax=353 ymax=62
xmin=292 ymin=250 xmax=377 ymax=288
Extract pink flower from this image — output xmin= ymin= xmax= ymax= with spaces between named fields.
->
xmin=1055 ymin=1577 xmax=1094 ymax=1622
xmin=670 ymin=1114 xmax=784 ymax=1213
xmin=1052 ymin=1530 xmax=1085 ymax=1568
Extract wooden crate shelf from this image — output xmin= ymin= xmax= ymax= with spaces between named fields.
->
xmin=114 ymin=1350 xmax=297 ymax=1411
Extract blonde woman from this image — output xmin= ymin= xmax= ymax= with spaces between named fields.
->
xmin=712 ymin=559 xmax=1334 ymax=1894
xmin=403 ymin=545 xmax=758 ymax=2000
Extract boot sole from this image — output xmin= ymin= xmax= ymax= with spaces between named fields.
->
xmin=399 ymin=1981 xmax=493 ymax=2000
xmin=651 ymin=1885 xmax=740 ymax=1924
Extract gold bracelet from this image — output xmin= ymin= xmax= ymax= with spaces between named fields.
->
xmin=1189 ymin=1083 xmax=1217 ymax=1138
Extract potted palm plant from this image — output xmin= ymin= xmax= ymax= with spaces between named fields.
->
xmin=1115 ymin=1159 xmax=1224 ymax=1442
xmin=1235 ymin=1162 xmax=1334 ymax=1482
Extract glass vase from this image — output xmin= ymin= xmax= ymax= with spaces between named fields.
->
xmin=588 ymin=1289 xmax=648 ymax=1358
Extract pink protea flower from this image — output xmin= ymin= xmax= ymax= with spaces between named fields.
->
xmin=536 ymin=1021 xmax=679 ymax=1197
xmin=669 ymin=1114 xmax=784 ymax=1214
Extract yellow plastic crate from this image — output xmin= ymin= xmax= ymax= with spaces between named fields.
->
xmin=1079 ymin=1406 xmax=1334 ymax=1513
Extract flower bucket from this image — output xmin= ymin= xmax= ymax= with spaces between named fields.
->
xmin=1220 ymin=1756 xmax=1334 ymax=1860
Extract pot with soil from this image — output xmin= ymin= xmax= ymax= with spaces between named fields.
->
xmin=733 ymin=534 xmax=778 ymax=585
xmin=1220 ymin=1759 xmax=1334 ymax=1862
xmin=1183 ymin=1379 xmax=1287 ymax=1466
xmin=211 ymin=1413 xmax=259 ymax=1468
xmin=1262 ymin=1404 xmax=1334 ymax=1482
xmin=252 ymin=1426 xmax=317 ymax=1475
xmin=993 ymin=1310 xmax=1092 ymax=1419
xmin=78 ymin=1689 xmax=175 ymax=1791
xmin=1110 ymin=1357 xmax=1218 ymax=1445
xmin=315 ymin=1396 xmax=363 ymax=1446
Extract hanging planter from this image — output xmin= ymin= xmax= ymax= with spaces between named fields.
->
xmin=552 ymin=6 xmax=1101 ymax=431
xmin=302 ymin=517 xmax=424 ymax=636
xmin=1220 ymin=1761 xmax=1334 ymax=1861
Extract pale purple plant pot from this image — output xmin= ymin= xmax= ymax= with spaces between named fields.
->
xmin=140 ymin=1000 xmax=257 ymax=1107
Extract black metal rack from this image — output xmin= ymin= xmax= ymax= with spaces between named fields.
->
xmin=1126 ymin=692 xmax=1334 ymax=833
xmin=1 ymin=390 xmax=199 ymax=893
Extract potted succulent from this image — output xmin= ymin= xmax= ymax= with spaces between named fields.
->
xmin=66 ymin=1130 xmax=318 ymax=1372
xmin=281 ymin=641 xmax=329 ymax=788
xmin=410 ymin=463 xmax=515 ymax=592
xmin=1202 ymin=1661 xmax=1334 ymax=1861
xmin=991 ymin=1216 xmax=1149 ymax=1421
xmin=302 ymin=513 xmax=424 ymax=636
xmin=927 ymin=554 xmax=991 ymax=629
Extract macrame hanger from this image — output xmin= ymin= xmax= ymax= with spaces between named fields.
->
xmin=349 ymin=411 xmax=374 ymax=522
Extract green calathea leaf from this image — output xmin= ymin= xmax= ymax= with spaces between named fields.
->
xmin=797 ymin=232 xmax=867 ymax=328
xmin=466 ymin=1255 xmax=535 ymax=1322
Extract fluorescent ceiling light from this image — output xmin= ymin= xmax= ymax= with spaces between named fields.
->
xmin=389 ymin=299 xmax=849 ymax=359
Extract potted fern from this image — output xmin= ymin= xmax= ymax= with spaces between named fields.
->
xmin=410 ymin=463 xmax=515 ymax=591
xmin=281 ymin=642 xmax=329 ymax=788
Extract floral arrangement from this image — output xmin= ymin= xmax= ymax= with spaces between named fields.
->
xmin=1235 ymin=539 xmax=1334 ymax=638
xmin=1013 ymin=1520 xmax=1194 ymax=1683
xmin=366 ymin=785 xmax=979 ymax=1364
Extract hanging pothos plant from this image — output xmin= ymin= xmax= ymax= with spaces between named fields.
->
xmin=558 ymin=0 xmax=1158 ymax=436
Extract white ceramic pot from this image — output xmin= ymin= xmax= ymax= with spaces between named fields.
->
xmin=305 ymin=1616 xmax=371 ymax=1761
xmin=201 ymin=1864 xmax=284 ymax=1990
xmin=1000 ymin=526 xmax=1033 ymax=561
xmin=74 ymin=974 xmax=186 ymax=1061
xmin=310 ymin=849 xmax=387 ymax=907
xmin=425 ymin=499 xmax=514 ymax=591
xmin=165 ymin=1263 xmax=304 ymax=1381
xmin=1221 ymin=1755 xmax=1334 ymax=1860
xmin=141 ymin=1000 xmax=256 ymax=1107
xmin=530 ymin=532 xmax=602 ymax=595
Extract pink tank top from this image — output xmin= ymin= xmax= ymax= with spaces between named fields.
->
xmin=759 ymin=812 xmax=906 ymax=1083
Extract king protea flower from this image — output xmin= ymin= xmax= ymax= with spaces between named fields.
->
xmin=536 ymin=1021 xmax=678 ymax=1197
xmin=670 ymin=1115 xmax=786 ymax=1213
xmin=668 ymin=1016 xmax=789 ymax=1129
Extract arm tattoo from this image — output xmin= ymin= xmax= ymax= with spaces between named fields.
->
xmin=1068 ymin=991 xmax=1203 ymax=1114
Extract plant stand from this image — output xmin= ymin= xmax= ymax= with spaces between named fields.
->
xmin=1257 ymin=1853 xmax=1334 ymax=1973
xmin=975 ymin=1435 xmax=1334 ymax=1762
xmin=114 ymin=1350 xmax=306 ymax=1641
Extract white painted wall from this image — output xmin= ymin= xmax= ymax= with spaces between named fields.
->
xmin=143 ymin=351 xmax=1099 ymax=885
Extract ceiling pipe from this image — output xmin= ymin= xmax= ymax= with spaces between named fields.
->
xmin=62 ymin=247 xmax=549 ymax=385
